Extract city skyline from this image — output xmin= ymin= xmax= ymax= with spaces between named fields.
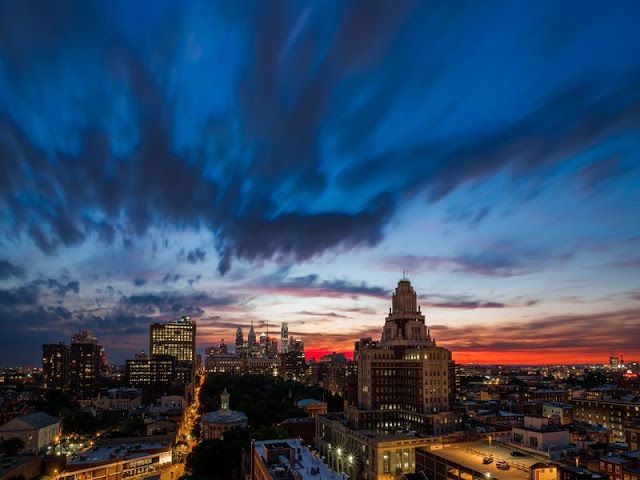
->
xmin=1 ymin=2 xmax=640 ymax=366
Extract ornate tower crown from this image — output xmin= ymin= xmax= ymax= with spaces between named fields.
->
xmin=381 ymin=278 xmax=433 ymax=347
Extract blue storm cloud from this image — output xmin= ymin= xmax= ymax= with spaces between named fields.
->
xmin=1 ymin=1 xmax=639 ymax=275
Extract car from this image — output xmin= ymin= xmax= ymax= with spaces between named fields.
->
xmin=496 ymin=461 xmax=510 ymax=470
xmin=483 ymin=456 xmax=494 ymax=464
xmin=511 ymin=451 xmax=526 ymax=457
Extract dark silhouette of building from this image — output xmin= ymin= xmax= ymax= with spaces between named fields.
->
xmin=42 ymin=343 xmax=70 ymax=390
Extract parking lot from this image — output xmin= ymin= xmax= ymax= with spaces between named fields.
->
xmin=426 ymin=440 xmax=544 ymax=480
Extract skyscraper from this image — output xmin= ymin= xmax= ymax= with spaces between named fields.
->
xmin=150 ymin=315 xmax=196 ymax=384
xmin=248 ymin=319 xmax=257 ymax=356
xmin=350 ymin=277 xmax=456 ymax=433
xmin=318 ymin=278 xmax=458 ymax=479
xmin=235 ymin=327 xmax=244 ymax=355
xmin=281 ymin=322 xmax=289 ymax=354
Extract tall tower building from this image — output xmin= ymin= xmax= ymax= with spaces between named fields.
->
xmin=69 ymin=330 xmax=104 ymax=395
xmin=150 ymin=315 xmax=196 ymax=384
xmin=235 ymin=327 xmax=244 ymax=355
xmin=42 ymin=343 xmax=70 ymax=390
xmin=281 ymin=322 xmax=289 ymax=354
xmin=248 ymin=319 xmax=257 ymax=356
xmin=349 ymin=277 xmax=456 ymax=434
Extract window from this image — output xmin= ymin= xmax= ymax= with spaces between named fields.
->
xmin=383 ymin=452 xmax=390 ymax=474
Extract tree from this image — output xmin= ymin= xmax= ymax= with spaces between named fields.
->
xmin=63 ymin=411 xmax=100 ymax=435
xmin=0 ymin=437 xmax=25 ymax=457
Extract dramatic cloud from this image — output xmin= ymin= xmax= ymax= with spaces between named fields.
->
xmin=0 ymin=259 xmax=25 ymax=279
xmin=1 ymin=2 xmax=638 ymax=275
xmin=118 ymin=291 xmax=242 ymax=317
xmin=186 ymin=248 xmax=206 ymax=264
xmin=385 ymin=248 xmax=573 ymax=277
xmin=133 ymin=277 xmax=148 ymax=287
xmin=430 ymin=309 xmax=640 ymax=353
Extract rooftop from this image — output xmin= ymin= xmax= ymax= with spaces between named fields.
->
xmin=0 ymin=411 xmax=60 ymax=431
xmin=67 ymin=441 xmax=171 ymax=468
xmin=254 ymin=438 xmax=342 ymax=480
xmin=201 ymin=409 xmax=248 ymax=424
xmin=297 ymin=398 xmax=325 ymax=408
xmin=417 ymin=440 xmax=551 ymax=480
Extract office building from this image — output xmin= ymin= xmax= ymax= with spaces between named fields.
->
xmin=125 ymin=354 xmax=175 ymax=386
xmin=281 ymin=323 xmax=289 ymax=354
xmin=205 ymin=354 xmax=246 ymax=376
xmin=347 ymin=277 xmax=457 ymax=435
xmin=248 ymin=320 xmax=257 ymax=356
xmin=572 ymin=395 xmax=640 ymax=442
xmin=317 ymin=278 xmax=459 ymax=480
xmin=236 ymin=327 xmax=244 ymax=356
xmin=150 ymin=316 xmax=196 ymax=384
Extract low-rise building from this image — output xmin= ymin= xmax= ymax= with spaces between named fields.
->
xmin=251 ymin=438 xmax=342 ymax=480
xmin=57 ymin=441 xmax=172 ymax=480
xmin=204 ymin=354 xmax=246 ymax=376
xmin=317 ymin=412 xmax=467 ymax=480
xmin=511 ymin=416 xmax=570 ymax=456
xmin=296 ymin=399 xmax=327 ymax=418
xmin=415 ymin=441 xmax=557 ymax=480
xmin=0 ymin=411 xmax=61 ymax=453
xmin=572 ymin=395 xmax=640 ymax=442
xmin=201 ymin=389 xmax=247 ymax=440
xmin=594 ymin=451 xmax=640 ymax=480
xmin=543 ymin=403 xmax=573 ymax=425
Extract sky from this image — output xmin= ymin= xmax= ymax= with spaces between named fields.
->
xmin=0 ymin=1 xmax=639 ymax=366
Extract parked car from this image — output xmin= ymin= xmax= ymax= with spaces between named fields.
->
xmin=511 ymin=451 xmax=526 ymax=457
xmin=483 ymin=456 xmax=494 ymax=464
xmin=496 ymin=461 xmax=510 ymax=470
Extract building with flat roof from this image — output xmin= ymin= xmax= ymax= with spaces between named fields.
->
xmin=251 ymin=438 xmax=342 ymax=480
xmin=58 ymin=441 xmax=172 ymax=480
xmin=42 ymin=343 xmax=70 ymax=390
xmin=511 ymin=416 xmax=570 ymax=457
xmin=415 ymin=441 xmax=557 ymax=480
xmin=317 ymin=412 xmax=469 ymax=480
xmin=572 ymin=395 xmax=640 ymax=442
xmin=150 ymin=316 xmax=196 ymax=384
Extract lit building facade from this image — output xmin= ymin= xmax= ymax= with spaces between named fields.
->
xmin=281 ymin=323 xmax=289 ymax=354
xmin=347 ymin=278 xmax=456 ymax=435
xmin=125 ymin=355 xmax=175 ymax=386
xmin=317 ymin=278 xmax=459 ymax=480
xmin=572 ymin=395 xmax=640 ymax=442
xmin=70 ymin=342 xmax=102 ymax=395
xmin=42 ymin=343 xmax=70 ymax=390
xmin=149 ymin=316 xmax=196 ymax=384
